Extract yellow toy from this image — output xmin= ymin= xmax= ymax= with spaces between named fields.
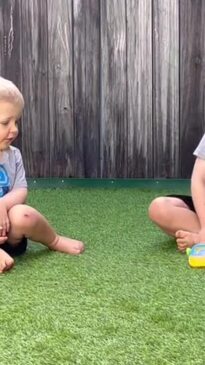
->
xmin=186 ymin=243 xmax=205 ymax=268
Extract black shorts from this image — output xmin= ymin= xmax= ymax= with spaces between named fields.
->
xmin=167 ymin=194 xmax=195 ymax=212
xmin=1 ymin=237 xmax=28 ymax=257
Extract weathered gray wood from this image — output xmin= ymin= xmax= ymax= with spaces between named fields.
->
xmin=180 ymin=0 xmax=205 ymax=177
xmin=0 ymin=0 xmax=204 ymax=179
xmin=0 ymin=0 xmax=21 ymax=84
xmin=47 ymin=0 xmax=74 ymax=177
xmin=21 ymin=0 xmax=50 ymax=177
xmin=100 ymin=0 xmax=127 ymax=177
xmin=153 ymin=0 xmax=179 ymax=178
xmin=0 ymin=0 xmax=22 ymax=149
xmin=73 ymin=0 xmax=100 ymax=177
xmin=127 ymin=0 xmax=152 ymax=177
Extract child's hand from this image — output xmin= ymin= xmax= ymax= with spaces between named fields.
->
xmin=0 ymin=236 xmax=8 ymax=244
xmin=0 ymin=202 xmax=10 ymax=237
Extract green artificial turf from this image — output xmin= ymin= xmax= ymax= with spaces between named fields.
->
xmin=1 ymin=187 xmax=205 ymax=365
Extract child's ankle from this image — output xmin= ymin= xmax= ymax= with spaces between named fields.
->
xmin=48 ymin=235 xmax=60 ymax=250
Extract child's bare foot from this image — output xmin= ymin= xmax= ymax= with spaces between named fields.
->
xmin=49 ymin=236 xmax=85 ymax=255
xmin=0 ymin=248 xmax=14 ymax=273
xmin=175 ymin=230 xmax=199 ymax=252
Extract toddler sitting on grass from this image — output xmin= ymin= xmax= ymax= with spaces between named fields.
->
xmin=148 ymin=134 xmax=205 ymax=252
xmin=0 ymin=76 xmax=84 ymax=273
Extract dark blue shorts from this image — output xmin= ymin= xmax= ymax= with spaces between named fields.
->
xmin=1 ymin=237 xmax=28 ymax=257
xmin=167 ymin=195 xmax=195 ymax=212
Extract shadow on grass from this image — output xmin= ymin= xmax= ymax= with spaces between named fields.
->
xmin=160 ymin=238 xmax=177 ymax=252
xmin=15 ymin=242 xmax=52 ymax=266
xmin=146 ymin=237 xmax=183 ymax=263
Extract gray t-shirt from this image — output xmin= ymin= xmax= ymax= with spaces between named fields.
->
xmin=0 ymin=146 xmax=27 ymax=197
xmin=193 ymin=134 xmax=205 ymax=159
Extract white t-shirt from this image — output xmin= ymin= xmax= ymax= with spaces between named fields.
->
xmin=0 ymin=146 xmax=27 ymax=197
xmin=193 ymin=134 xmax=205 ymax=160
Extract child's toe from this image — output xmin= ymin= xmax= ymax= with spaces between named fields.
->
xmin=5 ymin=257 xmax=14 ymax=271
xmin=75 ymin=241 xmax=85 ymax=254
xmin=175 ymin=230 xmax=182 ymax=238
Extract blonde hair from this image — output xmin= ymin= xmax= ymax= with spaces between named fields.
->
xmin=0 ymin=76 xmax=24 ymax=109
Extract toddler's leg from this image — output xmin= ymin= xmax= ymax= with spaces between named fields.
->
xmin=148 ymin=196 xmax=200 ymax=236
xmin=8 ymin=204 xmax=84 ymax=255
xmin=0 ymin=248 xmax=14 ymax=273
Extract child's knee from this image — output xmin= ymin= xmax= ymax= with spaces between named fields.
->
xmin=148 ymin=197 xmax=167 ymax=222
xmin=8 ymin=205 xmax=39 ymax=230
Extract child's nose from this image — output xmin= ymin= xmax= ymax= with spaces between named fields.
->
xmin=10 ymin=123 xmax=18 ymax=134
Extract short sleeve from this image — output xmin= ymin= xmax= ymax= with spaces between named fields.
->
xmin=13 ymin=148 xmax=28 ymax=189
xmin=193 ymin=134 xmax=205 ymax=160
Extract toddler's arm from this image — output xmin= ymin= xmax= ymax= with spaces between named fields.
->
xmin=0 ymin=188 xmax=27 ymax=237
xmin=0 ymin=188 xmax=28 ymax=211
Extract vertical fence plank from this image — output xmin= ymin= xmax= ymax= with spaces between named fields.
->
xmin=180 ymin=0 xmax=205 ymax=177
xmin=47 ymin=0 xmax=74 ymax=177
xmin=21 ymin=0 xmax=50 ymax=177
xmin=127 ymin=0 xmax=152 ymax=177
xmin=153 ymin=0 xmax=179 ymax=177
xmin=0 ymin=0 xmax=21 ymax=84
xmin=73 ymin=0 xmax=100 ymax=177
xmin=100 ymin=0 xmax=127 ymax=177
xmin=0 ymin=0 xmax=22 ymax=149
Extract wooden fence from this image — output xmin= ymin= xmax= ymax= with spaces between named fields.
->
xmin=0 ymin=0 xmax=205 ymax=178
